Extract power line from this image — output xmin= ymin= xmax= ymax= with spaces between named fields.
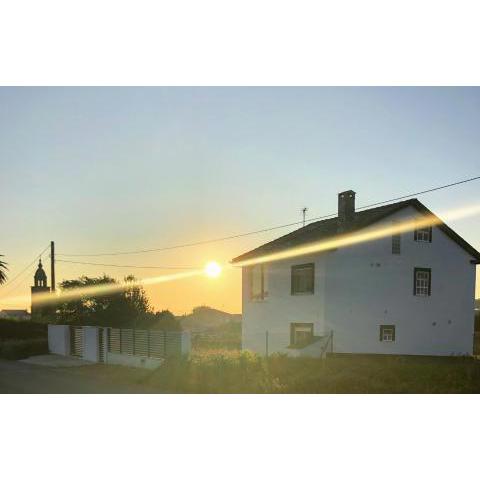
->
xmin=56 ymin=174 xmax=480 ymax=258
xmin=355 ymin=175 xmax=480 ymax=210
xmin=56 ymin=259 xmax=201 ymax=270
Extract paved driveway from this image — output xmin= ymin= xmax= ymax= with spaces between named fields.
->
xmin=0 ymin=358 xmax=160 ymax=393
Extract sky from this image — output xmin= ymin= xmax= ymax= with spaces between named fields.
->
xmin=0 ymin=87 xmax=479 ymax=314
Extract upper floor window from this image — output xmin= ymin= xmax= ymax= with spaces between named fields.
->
xmin=249 ymin=264 xmax=267 ymax=301
xmin=414 ymin=267 xmax=431 ymax=296
xmin=291 ymin=263 xmax=314 ymax=295
xmin=414 ymin=225 xmax=432 ymax=243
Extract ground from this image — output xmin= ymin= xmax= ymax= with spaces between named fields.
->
xmin=2 ymin=352 xmax=480 ymax=393
xmin=0 ymin=358 xmax=154 ymax=394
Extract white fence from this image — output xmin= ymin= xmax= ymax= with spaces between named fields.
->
xmin=48 ymin=325 xmax=191 ymax=369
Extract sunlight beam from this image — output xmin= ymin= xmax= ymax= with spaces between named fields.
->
xmin=232 ymin=203 xmax=480 ymax=268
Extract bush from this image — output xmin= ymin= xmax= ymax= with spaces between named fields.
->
xmin=0 ymin=338 xmax=48 ymax=360
xmin=0 ymin=319 xmax=47 ymax=340
xmin=191 ymin=323 xmax=242 ymax=352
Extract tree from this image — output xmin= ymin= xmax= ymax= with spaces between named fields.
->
xmin=124 ymin=275 xmax=152 ymax=325
xmin=0 ymin=255 xmax=7 ymax=284
xmin=55 ymin=274 xmax=181 ymax=330
xmin=57 ymin=275 xmax=152 ymax=327
xmin=151 ymin=309 xmax=182 ymax=331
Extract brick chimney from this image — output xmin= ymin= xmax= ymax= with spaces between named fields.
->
xmin=338 ymin=190 xmax=356 ymax=230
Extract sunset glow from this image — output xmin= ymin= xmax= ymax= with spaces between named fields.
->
xmin=204 ymin=261 xmax=222 ymax=278
xmin=1 ymin=203 xmax=479 ymax=310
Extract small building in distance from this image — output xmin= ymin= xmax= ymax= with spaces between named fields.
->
xmin=0 ymin=309 xmax=31 ymax=320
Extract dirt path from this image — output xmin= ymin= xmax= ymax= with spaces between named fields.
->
xmin=0 ymin=358 xmax=162 ymax=393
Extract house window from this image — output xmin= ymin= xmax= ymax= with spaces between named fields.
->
xmin=414 ymin=225 xmax=432 ymax=243
xmin=414 ymin=267 xmax=431 ymax=296
xmin=249 ymin=264 xmax=268 ymax=300
xmin=291 ymin=263 xmax=314 ymax=295
xmin=290 ymin=323 xmax=314 ymax=346
xmin=379 ymin=325 xmax=395 ymax=342
xmin=392 ymin=233 xmax=401 ymax=254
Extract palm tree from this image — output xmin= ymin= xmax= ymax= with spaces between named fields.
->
xmin=0 ymin=255 xmax=7 ymax=284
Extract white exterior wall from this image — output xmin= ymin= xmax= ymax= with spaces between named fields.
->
xmin=242 ymin=254 xmax=328 ymax=356
xmin=83 ymin=326 xmax=99 ymax=362
xmin=242 ymin=206 xmax=477 ymax=356
xmin=48 ymin=325 xmax=70 ymax=356
xmin=325 ymin=207 xmax=476 ymax=356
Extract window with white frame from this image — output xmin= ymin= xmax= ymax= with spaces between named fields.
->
xmin=414 ymin=267 xmax=431 ymax=296
xmin=392 ymin=233 xmax=401 ymax=254
xmin=414 ymin=225 xmax=432 ymax=242
xmin=379 ymin=325 xmax=395 ymax=342
xmin=290 ymin=323 xmax=314 ymax=346
xmin=249 ymin=264 xmax=268 ymax=300
xmin=291 ymin=263 xmax=314 ymax=295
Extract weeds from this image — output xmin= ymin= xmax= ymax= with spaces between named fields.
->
xmin=142 ymin=350 xmax=480 ymax=393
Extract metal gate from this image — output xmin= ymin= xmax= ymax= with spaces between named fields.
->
xmin=70 ymin=326 xmax=84 ymax=357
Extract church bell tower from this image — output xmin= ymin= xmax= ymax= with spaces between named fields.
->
xmin=31 ymin=259 xmax=50 ymax=318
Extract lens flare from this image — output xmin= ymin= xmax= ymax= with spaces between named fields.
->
xmin=204 ymin=261 xmax=222 ymax=278
xmin=232 ymin=203 xmax=480 ymax=268
xmin=1 ymin=202 xmax=479 ymax=309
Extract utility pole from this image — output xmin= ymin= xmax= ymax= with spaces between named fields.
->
xmin=302 ymin=207 xmax=308 ymax=227
xmin=50 ymin=241 xmax=55 ymax=292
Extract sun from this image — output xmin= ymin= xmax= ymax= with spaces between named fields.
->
xmin=204 ymin=261 xmax=222 ymax=278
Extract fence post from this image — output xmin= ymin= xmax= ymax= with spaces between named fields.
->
xmin=147 ymin=329 xmax=150 ymax=358
xmin=119 ymin=329 xmax=122 ymax=354
xmin=330 ymin=330 xmax=334 ymax=353
xmin=163 ymin=330 xmax=167 ymax=357
xmin=132 ymin=329 xmax=136 ymax=356
xmin=265 ymin=330 xmax=269 ymax=358
xmin=104 ymin=328 xmax=109 ymax=362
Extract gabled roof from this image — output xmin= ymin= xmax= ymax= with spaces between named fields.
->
xmin=231 ymin=198 xmax=480 ymax=263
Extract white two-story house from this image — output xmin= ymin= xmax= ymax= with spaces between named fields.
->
xmin=232 ymin=190 xmax=480 ymax=357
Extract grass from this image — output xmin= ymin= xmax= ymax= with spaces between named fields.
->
xmin=136 ymin=349 xmax=480 ymax=393
xmin=191 ymin=322 xmax=242 ymax=351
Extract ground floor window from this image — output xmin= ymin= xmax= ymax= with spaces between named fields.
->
xmin=379 ymin=325 xmax=395 ymax=342
xmin=290 ymin=323 xmax=314 ymax=346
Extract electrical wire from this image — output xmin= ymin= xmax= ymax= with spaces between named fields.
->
xmin=56 ymin=259 xmax=201 ymax=270
xmin=53 ymin=174 xmax=480 ymax=257
xmin=0 ymin=244 xmax=50 ymax=298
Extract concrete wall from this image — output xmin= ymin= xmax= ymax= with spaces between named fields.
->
xmin=83 ymin=326 xmax=99 ymax=362
xmin=106 ymin=352 xmax=163 ymax=370
xmin=242 ymin=206 xmax=477 ymax=356
xmin=48 ymin=325 xmax=70 ymax=356
xmin=180 ymin=331 xmax=191 ymax=356
xmin=47 ymin=325 xmax=190 ymax=368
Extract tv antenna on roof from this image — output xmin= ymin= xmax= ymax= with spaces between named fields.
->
xmin=302 ymin=207 xmax=308 ymax=227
